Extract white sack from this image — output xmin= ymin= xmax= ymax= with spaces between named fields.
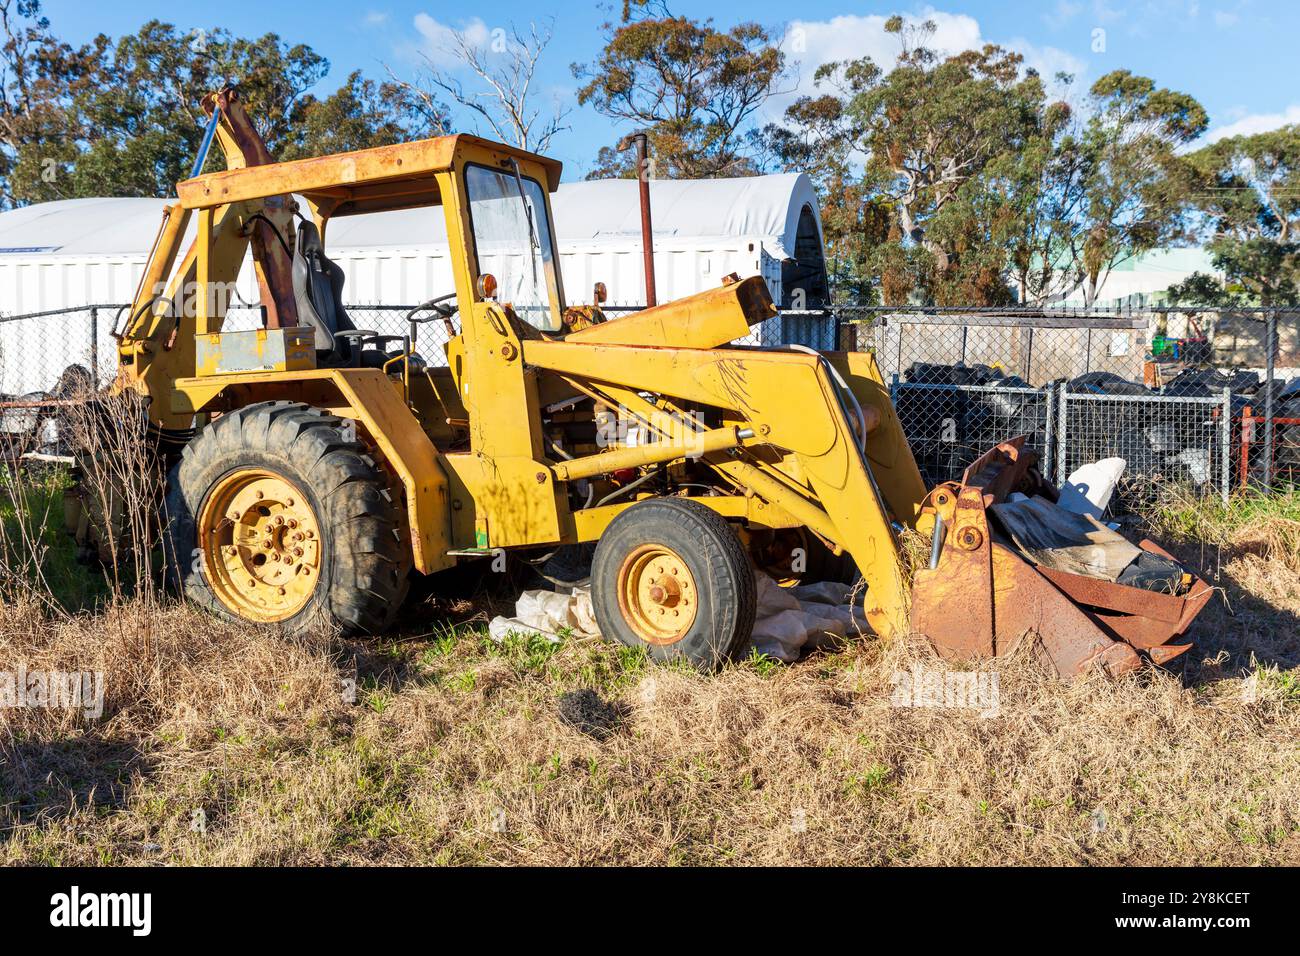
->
xmin=488 ymin=585 xmax=600 ymax=643
xmin=489 ymin=571 xmax=869 ymax=664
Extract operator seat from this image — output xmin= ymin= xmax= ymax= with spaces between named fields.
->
xmin=292 ymin=221 xmax=413 ymax=368
xmin=293 ymin=221 xmax=353 ymax=354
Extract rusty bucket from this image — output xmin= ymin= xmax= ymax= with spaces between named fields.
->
xmin=910 ymin=438 xmax=1213 ymax=678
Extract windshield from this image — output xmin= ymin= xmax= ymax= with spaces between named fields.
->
xmin=465 ymin=163 xmax=564 ymax=331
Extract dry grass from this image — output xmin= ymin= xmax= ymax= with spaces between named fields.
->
xmin=2 ymin=499 xmax=1297 ymax=865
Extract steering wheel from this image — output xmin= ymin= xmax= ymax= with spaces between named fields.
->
xmin=406 ymin=293 xmax=459 ymax=343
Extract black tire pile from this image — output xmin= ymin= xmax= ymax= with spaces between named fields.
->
xmin=1242 ymin=376 xmax=1300 ymax=483
xmin=897 ymin=362 xmax=1298 ymax=491
xmin=1064 ymin=370 xmax=1218 ymax=491
xmin=1067 ymin=367 xmax=1297 ymax=488
xmin=896 ymin=363 xmax=1039 ymax=486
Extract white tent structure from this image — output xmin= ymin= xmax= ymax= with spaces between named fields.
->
xmin=1055 ymin=248 xmax=1223 ymax=307
xmin=0 ymin=174 xmax=831 ymax=393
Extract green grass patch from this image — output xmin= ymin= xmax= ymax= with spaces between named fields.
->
xmin=0 ymin=465 xmax=108 ymax=611
xmin=1148 ymin=484 xmax=1300 ymax=566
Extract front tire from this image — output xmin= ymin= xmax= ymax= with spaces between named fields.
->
xmin=591 ymin=498 xmax=756 ymax=670
xmin=164 ymin=401 xmax=410 ymax=635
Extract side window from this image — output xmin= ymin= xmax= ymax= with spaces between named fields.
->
xmin=465 ymin=165 xmax=563 ymax=331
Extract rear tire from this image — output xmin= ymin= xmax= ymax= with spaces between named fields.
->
xmin=591 ymin=498 xmax=755 ymax=670
xmin=164 ymin=401 xmax=410 ymax=635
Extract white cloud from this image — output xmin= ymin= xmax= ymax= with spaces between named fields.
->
xmin=1213 ymin=9 xmax=1240 ymax=27
xmin=781 ymin=12 xmax=982 ymax=82
xmin=1091 ymin=0 xmax=1126 ymax=26
xmin=1009 ymin=37 xmax=1089 ymax=86
xmin=413 ymin=13 xmax=492 ymax=56
xmin=363 ymin=10 xmax=390 ymax=27
xmin=773 ymin=11 xmax=1085 ymax=119
xmin=1205 ymin=104 xmax=1300 ymax=143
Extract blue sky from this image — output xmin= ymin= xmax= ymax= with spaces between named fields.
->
xmin=43 ymin=0 xmax=1299 ymax=179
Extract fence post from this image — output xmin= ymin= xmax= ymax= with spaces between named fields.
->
xmin=894 ymin=319 xmax=903 ymax=378
xmin=1262 ymin=309 xmax=1277 ymax=489
xmin=90 ymin=306 xmax=99 ymax=388
xmin=1042 ymin=382 xmax=1055 ymax=482
xmin=1240 ymin=405 xmax=1253 ymax=486
xmin=1055 ymin=387 xmax=1068 ymax=487
xmin=1220 ymin=385 xmax=1231 ymax=503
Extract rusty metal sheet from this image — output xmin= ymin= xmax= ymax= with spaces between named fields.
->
xmin=1035 ymin=565 xmax=1188 ymax=624
xmin=1092 ymin=611 xmax=1189 ymax=650
xmin=1150 ymin=644 xmax=1193 ymax=666
xmin=990 ymin=545 xmax=1142 ymax=677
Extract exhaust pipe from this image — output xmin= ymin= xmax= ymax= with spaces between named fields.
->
xmin=618 ymin=131 xmax=657 ymax=308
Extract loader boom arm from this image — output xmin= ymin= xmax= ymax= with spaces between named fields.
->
xmin=115 ymin=89 xmax=298 ymax=429
xmin=523 ymin=339 xmax=925 ymax=638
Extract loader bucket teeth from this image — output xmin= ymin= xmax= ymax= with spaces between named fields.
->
xmin=910 ymin=437 xmax=1209 ymax=678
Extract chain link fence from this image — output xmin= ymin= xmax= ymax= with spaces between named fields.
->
xmin=0 ymin=301 xmax=785 ymax=396
xmin=2 ymin=301 xmax=1296 ymax=503
xmin=831 ymin=305 xmax=1297 ymax=503
xmin=0 ymin=305 xmax=112 ymax=395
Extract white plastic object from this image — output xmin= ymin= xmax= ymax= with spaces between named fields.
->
xmin=1057 ymin=457 xmax=1126 ymax=520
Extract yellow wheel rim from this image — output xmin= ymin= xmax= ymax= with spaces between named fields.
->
xmin=198 ymin=470 xmax=322 ymax=623
xmin=616 ymin=544 xmax=698 ymax=645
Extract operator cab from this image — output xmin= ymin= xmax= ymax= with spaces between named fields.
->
xmin=171 ymin=132 xmax=567 ymax=374
xmin=290 ymin=146 xmax=567 ymax=370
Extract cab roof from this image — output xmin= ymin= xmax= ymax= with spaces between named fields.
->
xmin=175 ymin=134 xmax=563 ymax=217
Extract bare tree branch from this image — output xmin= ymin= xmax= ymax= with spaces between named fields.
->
xmin=387 ymin=18 xmax=570 ymax=153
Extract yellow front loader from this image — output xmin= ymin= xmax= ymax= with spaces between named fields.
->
xmin=99 ymin=89 xmax=1207 ymax=676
